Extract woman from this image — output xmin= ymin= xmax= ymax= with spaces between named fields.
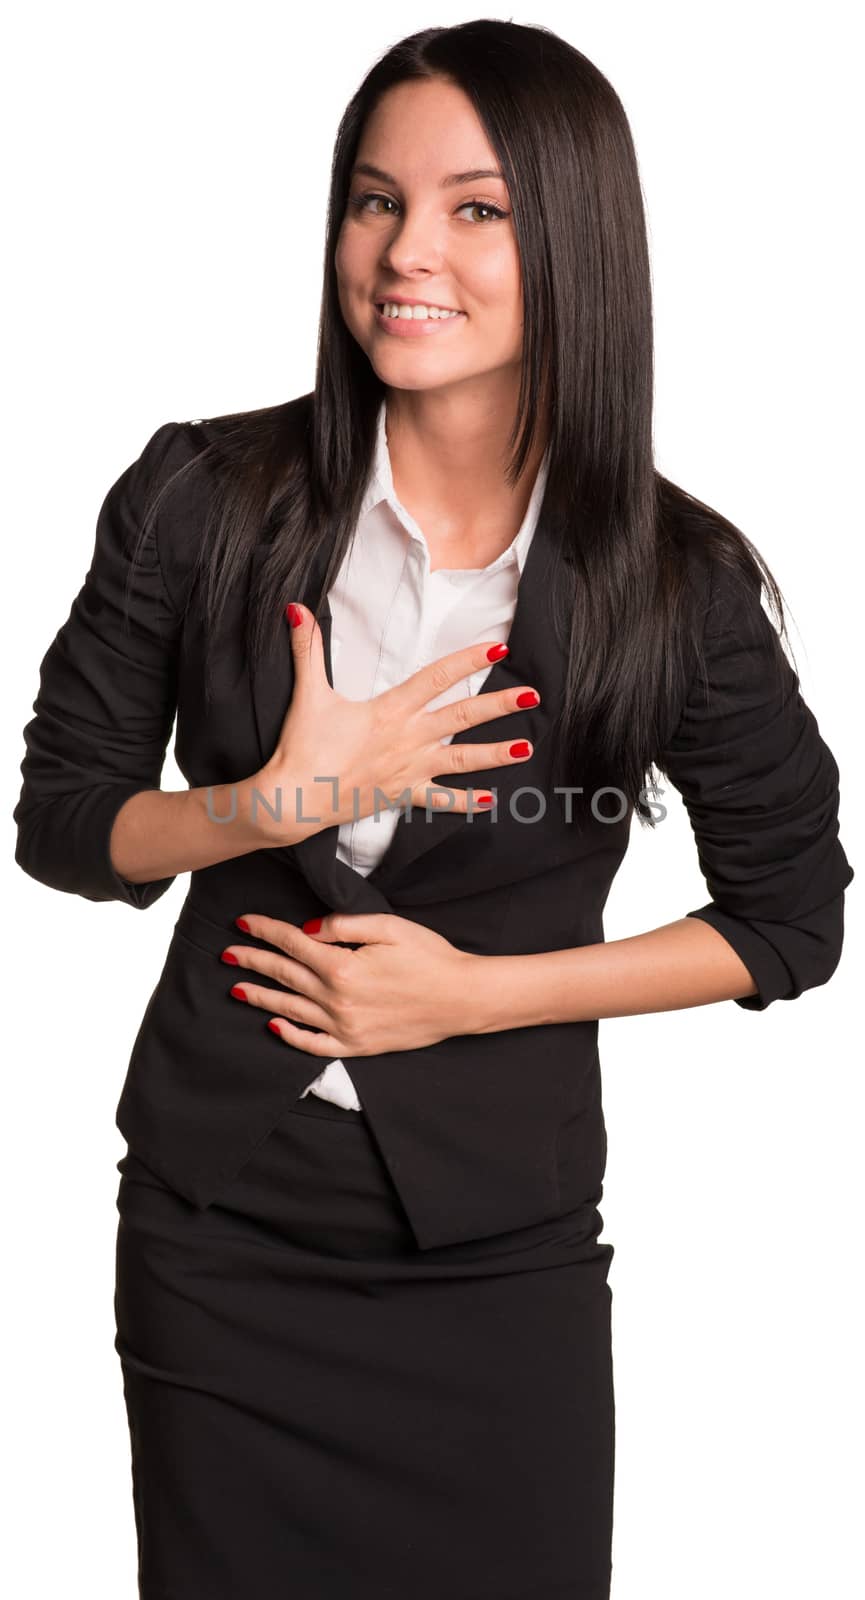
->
xmin=13 ymin=20 xmax=854 ymax=1600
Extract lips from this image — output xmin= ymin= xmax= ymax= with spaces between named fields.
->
xmin=373 ymin=303 xmax=467 ymax=337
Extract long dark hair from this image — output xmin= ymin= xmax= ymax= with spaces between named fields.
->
xmin=133 ymin=18 xmax=795 ymax=825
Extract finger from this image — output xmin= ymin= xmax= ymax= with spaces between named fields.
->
xmin=236 ymin=912 xmax=339 ymax=971
xmin=386 ymin=639 xmax=512 ymax=716
xmin=284 ymin=600 xmax=328 ymax=691
xmin=302 ymin=912 xmax=398 ymax=945
xmin=228 ymin=974 xmax=322 ymax=1019
xmin=229 ymin=982 xmax=332 ymax=1029
xmin=428 ymin=737 xmax=533 ymax=782
xmin=267 ymin=1016 xmax=348 ymax=1056
xmin=411 ymin=784 xmax=498 ymax=814
xmin=224 ymin=946 xmax=327 ymax=1002
xmin=424 ymin=683 xmax=540 ymax=741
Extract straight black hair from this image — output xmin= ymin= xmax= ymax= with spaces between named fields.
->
xmin=132 ymin=17 xmax=795 ymax=826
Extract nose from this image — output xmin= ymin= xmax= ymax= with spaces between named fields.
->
xmin=378 ymin=207 xmax=446 ymax=277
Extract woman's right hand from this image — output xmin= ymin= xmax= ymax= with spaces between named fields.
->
xmin=254 ymin=601 xmax=540 ymax=842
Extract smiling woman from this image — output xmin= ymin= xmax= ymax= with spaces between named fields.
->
xmin=12 ymin=15 xmax=853 ymax=1600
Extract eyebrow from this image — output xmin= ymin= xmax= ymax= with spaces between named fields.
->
xmin=350 ymin=162 xmax=506 ymax=188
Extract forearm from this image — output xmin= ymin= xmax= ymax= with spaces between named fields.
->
xmin=108 ymin=773 xmax=311 ymax=882
xmin=465 ymin=917 xmax=759 ymax=1033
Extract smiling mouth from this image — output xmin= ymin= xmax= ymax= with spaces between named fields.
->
xmin=375 ymin=301 xmax=465 ymax=320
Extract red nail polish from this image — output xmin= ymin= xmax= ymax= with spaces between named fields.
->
xmin=235 ymin=917 xmax=251 ymax=933
xmin=509 ymin=740 xmax=531 ymax=758
xmin=487 ymin=643 xmax=509 ymax=662
xmin=303 ymin=918 xmax=322 ymax=934
xmin=476 ymin=794 xmax=494 ymax=806
xmin=221 ymin=949 xmax=239 ymax=964
xmin=268 ymin=1018 xmax=282 ymax=1035
xmin=230 ymin=985 xmax=248 ymax=1001
xmin=285 ymin=603 xmax=303 ymax=627
xmin=516 ymin=690 xmax=540 ymax=707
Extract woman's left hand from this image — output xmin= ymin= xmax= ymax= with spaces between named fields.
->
xmin=221 ymin=911 xmax=479 ymax=1056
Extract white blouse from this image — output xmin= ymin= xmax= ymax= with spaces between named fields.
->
xmin=300 ymin=399 xmax=550 ymax=1110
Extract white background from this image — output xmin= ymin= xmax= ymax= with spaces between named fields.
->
xmin=3 ymin=3 xmax=862 ymax=1595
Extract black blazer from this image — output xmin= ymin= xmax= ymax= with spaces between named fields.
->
xmin=13 ymin=403 xmax=855 ymax=1250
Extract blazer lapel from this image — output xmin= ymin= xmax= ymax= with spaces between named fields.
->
xmin=248 ymin=503 xmax=565 ymax=912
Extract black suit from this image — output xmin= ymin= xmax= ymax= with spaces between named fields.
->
xmin=13 ymin=403 xmax=854 ymax=1253
xmin=13 ymin=403 xmax=855 ymax=1597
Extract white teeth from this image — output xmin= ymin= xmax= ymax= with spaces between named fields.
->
xmin=379 ymin=301 xmax=461 ymax=320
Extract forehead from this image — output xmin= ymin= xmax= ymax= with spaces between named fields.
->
xmin=355 ymin=79 xmax=503 ymax=178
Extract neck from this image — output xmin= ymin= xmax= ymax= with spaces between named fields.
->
xmin=383 ymin=384 xmax=549 ymax=565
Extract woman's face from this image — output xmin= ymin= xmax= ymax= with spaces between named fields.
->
xmin=335 ymin=77 xmax=523 ymax=398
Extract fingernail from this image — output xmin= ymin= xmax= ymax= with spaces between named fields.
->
xmin=230 ymin=985 xmax=248 ymax=1001
xmin=268 ymin=1019 xmax=282 ymax=1035
xmin=303 ymin=918 xmax=323 ymax=934
xmin=509 ymin=741 xmax=531 ymax=758
xmin=476 ymin=794 xmax=495 ymax=807
xmin=235 ymin=917 xmax=251 ymax=933
xmin=516 ymin=690 xmax=540 ymax=707
xmin=221 ymin=949 xmax=239 ymax=964
xmin=285 ymin=603 xmax=303 ymax=627
xmin=487 ymin=643 xmax=509 ymax=662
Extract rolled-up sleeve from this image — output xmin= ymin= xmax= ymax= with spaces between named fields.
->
xmin=657 ymin=555 xmax=854 ymax=1010
xmin=13 ymin=421 xmax=184 ymax=908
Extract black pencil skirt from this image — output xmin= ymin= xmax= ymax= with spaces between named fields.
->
xmin=114 ymin=1089 xmax=616 ymax=1599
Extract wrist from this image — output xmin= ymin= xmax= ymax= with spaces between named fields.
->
xmin=462 ymin=953 xmax=566 ymax=1034
xmin=241 ymin=767 xmax=321 ymax=848
xmin=460 ymin=954 xmax=514 ymax=1035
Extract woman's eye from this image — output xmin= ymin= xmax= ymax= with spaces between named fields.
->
xmin=455 ymin=200 xmax=509 ymax=223
xmin=349 ymin=192 xmax=508 ymax=224
xmin=351 ymin=193 xmax=397 ymax=216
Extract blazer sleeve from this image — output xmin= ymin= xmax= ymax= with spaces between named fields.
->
xmin=12 ymin=421 xmax=185 ymax=909
xmin=657 ymin=554 xmax=854 ymax=1010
